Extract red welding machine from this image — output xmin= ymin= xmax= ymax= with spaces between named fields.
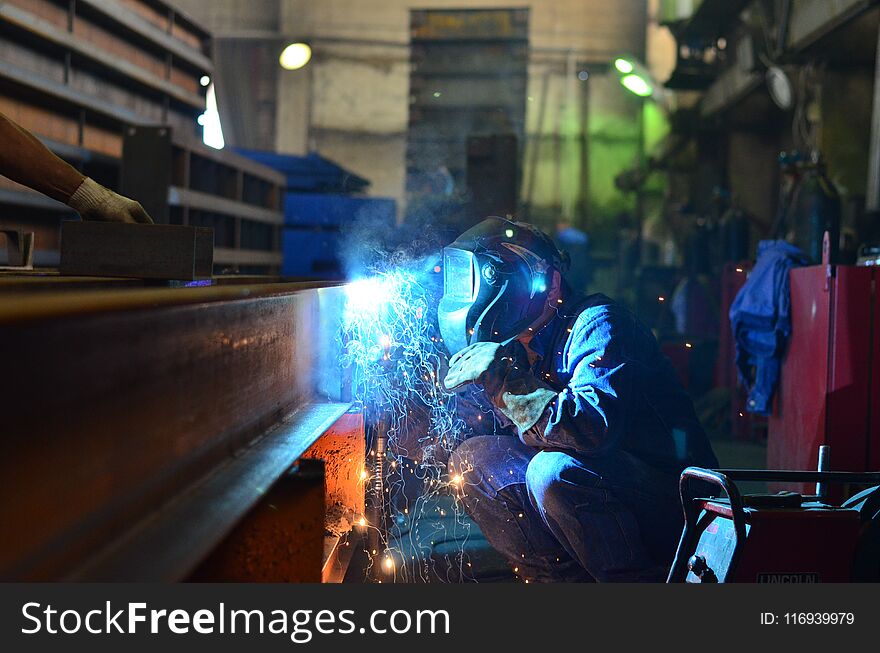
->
xmin=667 ymin=468 xmax=880 ymax=582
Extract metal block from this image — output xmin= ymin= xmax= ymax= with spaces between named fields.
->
xmin=69 ymin=402 xmax=350 ymax=582
xmin=59 ymin=220 xmax=214 ymax=280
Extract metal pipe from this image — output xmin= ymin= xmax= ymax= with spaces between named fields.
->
xmin=866 ymin=21 xmax=880 ymax=211
xmin=712 ymin=469 xmax=880 ymax=484
xmin=816 ymin=444 xmax=831 ymax=498
xmin=578 ymin=70 xmax=591 ymax=228
xmin=366 ymin=411 xmax=389 ymax=578
xmin=525 ymin=71 xmax=551 ymax=214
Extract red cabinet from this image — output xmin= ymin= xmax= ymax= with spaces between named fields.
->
xmin=768 ymin=265 xmax=879 ymax=491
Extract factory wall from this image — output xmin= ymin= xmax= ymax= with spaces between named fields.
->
xmin=176 ymin=0 xmax=651 ymax=230
xmin=285 ymin=0 xmax=647 ymax=228
xmin=173 ymin=0 xmax=283 ymax=150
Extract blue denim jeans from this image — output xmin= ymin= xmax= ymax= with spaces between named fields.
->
xmin=448 ymin=436 xmax=683 ymax=582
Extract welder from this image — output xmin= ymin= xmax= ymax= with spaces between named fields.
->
xmin=0 ymin=111 xmax=153 ymax=224
xmin=440 ymin=216 xmax=718 ymax=582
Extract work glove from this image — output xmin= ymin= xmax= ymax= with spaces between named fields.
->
xmin=67 ymin=177 xmax=154 ymax=224
xmin=444 ymin=341 xmax=524 ymax=397
xmin=444 ymin=341 xmax=557 ymax=433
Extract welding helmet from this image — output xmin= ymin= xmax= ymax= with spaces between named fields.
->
xmin=437 ymin=216 xmax=568 ymax=355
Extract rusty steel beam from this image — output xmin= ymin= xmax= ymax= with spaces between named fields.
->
xmin=305 ymin=411 xmax=367 ymax=583
xmin=69 ymin=404 xmax=351 ymax=582
xmin=133 ymin=410 xmax=366 ymax=583
xmin=304 ymin=411 xmax=366 ymax=535
xmin=0 ymin=280 xmax=350 ymax=580
xmin=188 ymin=460 xmax=327 ymax=583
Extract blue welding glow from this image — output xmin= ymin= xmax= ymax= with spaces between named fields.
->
xmin=340 ymin=265 xmax=476 ymax=582
xmin=345 ymin=277 xmax=395 ymax=318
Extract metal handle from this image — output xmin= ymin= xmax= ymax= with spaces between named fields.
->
xmin=680 ymin=468 xmax=749 ymax=540
xmin=667 ymin=467 xmax=747 ymax=582
xmin=816 ymin=445 xmax=831 ymax=498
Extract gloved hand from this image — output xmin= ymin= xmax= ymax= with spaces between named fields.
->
xmin=444 ymin=340 xmax=557 ymax=434
xmin=67 ymin=177 xmax=154 ymax=224
xmin=443 ymin=341 xmax=528 ymax=400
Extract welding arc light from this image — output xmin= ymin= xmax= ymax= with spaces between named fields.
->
xmin=345 ymin=277 xmax=392 ymax=316
xmin=280 ymin=42 xmax=312 ymax=70
xmin=621 ymin=74 xmax=653 ymax=97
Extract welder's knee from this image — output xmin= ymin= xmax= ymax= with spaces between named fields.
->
xmin=448 ymin=436 xmax=530 ymax=500
xmin=448 ymin=437 xmax=493 ymax=508
xmin=448 ymin=436 xmax=488 ymax=475
xmin=525 ymin=450 xmax=578 ymax=516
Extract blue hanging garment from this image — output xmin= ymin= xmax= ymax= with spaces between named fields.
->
xmin=729 ymin=240 xmax=809 ymax=415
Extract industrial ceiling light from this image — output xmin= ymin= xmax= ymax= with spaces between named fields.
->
xmin=279 ymin=42 xmax=312 ymax=70
xmin=621 ymin=74 xmax=653 ymax=98
xmin=612 ymin=55 xmax=663 ymax=102
xmin=766 ymin=66 xmax=793 ymax=110
xmin=614 ymin=58 xmax=634 ymax=74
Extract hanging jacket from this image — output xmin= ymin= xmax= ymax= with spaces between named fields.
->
xmin=729 ymin=240 xmax=809 ymax=415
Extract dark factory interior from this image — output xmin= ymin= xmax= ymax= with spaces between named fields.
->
xmin=2 ymin=0 xmax=880 ymax=587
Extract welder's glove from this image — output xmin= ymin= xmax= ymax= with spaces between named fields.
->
xmin=444 ymin=341 xmax=557 ymax=433
xmin=67 ymin=177 xmax=154 ymax=224
xmin=444 ymin=341 xmax=522 ymax=396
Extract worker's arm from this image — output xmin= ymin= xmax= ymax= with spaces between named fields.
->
xmin=510 ymin=308 xmax=632 ymax=453
xmin=0 ymin=111 xmax=84 ymax=201
xmin=445 ymin=306 xmax=633 ymax=455
xmin=0 ymin=111 xmax=152 ymax=223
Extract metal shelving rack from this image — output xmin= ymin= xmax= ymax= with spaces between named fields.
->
xmin=122 ymin=125 xmax=284 ymax=274
xmin=0 ymin=0 xmax=284 ymax=274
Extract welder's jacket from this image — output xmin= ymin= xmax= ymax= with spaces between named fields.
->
xmin=481 ymin=293 xmax=718 ymax=473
